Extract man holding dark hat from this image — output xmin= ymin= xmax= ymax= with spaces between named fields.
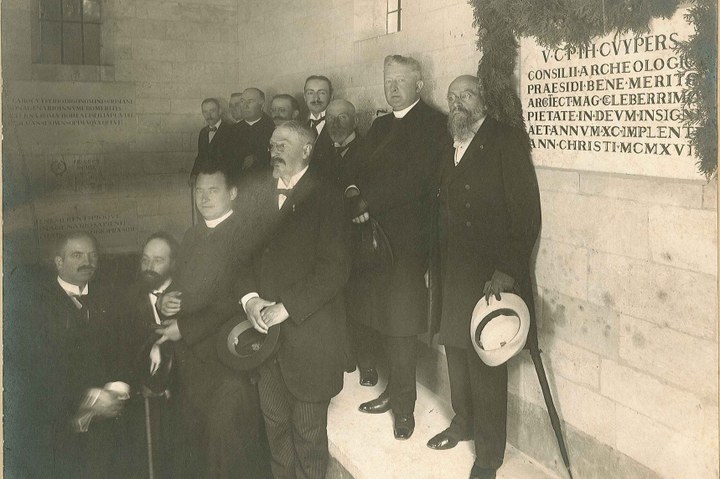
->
xmin=155 ymin=161 xmax=270 ymax=479
xmin=238 ymin=120 xmax=350 ymax=479
xmin=426 ymin=75 xmax=541 ymax=479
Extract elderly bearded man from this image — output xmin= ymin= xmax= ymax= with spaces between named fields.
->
xmin=238 ymin=121 xmax=350 ymax=479
xmin=427 ymin=75 xmax=541 ymax=479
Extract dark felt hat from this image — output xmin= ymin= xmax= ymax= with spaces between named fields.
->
xmin=217 ymin=313 xmax=280 ymax=371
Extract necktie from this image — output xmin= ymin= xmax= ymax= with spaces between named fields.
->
xmin=70 ymin=293 xmax=87 ymax=309
xmin=309 ymin=117 xmax=324 ymax=130
xmin=209 ymin=126 xmax=218 ymax=132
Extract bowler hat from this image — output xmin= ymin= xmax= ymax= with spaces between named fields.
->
xmin=217 ymin=313 xmax=280 ymax=371
xmin=470 ymin=293 xmax=530 ymax=367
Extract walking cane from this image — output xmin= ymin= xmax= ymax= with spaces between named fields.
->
xmin=144 ymin=396 xmax=155 ymax=479
xmin=529 ymin=347 xmax=574 ymax=479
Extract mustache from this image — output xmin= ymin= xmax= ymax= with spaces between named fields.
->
xmin=271 ymin=157 xmax=286 ymax=165
xmin=77 ymin=266 xmax=96 ymax=272
xmin=142 ymin=270 xmax=160 ymax=278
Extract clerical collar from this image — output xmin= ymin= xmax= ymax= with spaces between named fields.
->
xmin=245 ymin=117 xmax=261 ymax=126
xmin=57 ymin=276 xmax=88 ymax=296
xmin=309 ymin=111 xmax=326 ymax=121
xmin=151 ymin=278 xmax=172 ymax=295
xmin=334 ymin=131 xmax=356 ymax=148
xmin=453 ymin=117 xmax=486 ymax=145
xmin=393 ymin=99 xmax=420 ymax=119
xmin=277 ymin=164 xmax=309 ymax=190
xmin=205 ymin=209 xmax=233 ymax=228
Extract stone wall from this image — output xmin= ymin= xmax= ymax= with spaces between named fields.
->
xmin=2 ymin=0 xmax=718 ymax=478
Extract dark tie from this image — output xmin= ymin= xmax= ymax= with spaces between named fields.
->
xmin=71 ymin=293 xmax=87 ymax=309
xmin=209 ymin=126 xmax=218 ymax=132
xmin=277 ymin=187 xmax=292 ymax=196
xmin=309 ymin=117 xmax=324 ymax=130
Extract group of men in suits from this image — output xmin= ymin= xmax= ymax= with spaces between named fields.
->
xmin=6 ymin=53 xmax=540 ymax=479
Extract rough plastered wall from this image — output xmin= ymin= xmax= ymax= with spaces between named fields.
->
xmin=2 ymin=0 xmax=244 ymax=267
xmin=236 ymin=1 xmax=719 ymax=479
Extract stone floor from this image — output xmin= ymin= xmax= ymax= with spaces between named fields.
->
xmin=328 ymin=370 xmax=560 ymax=479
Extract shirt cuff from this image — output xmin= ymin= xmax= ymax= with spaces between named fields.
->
xmin=240 ymin=292 xmax=260 ymax=313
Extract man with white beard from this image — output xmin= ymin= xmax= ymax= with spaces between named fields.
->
xmin=426 ymin=75 xmax=541 ymax=479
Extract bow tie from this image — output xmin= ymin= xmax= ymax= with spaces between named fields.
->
xmin=277 ymin=187 xmax=292 ymax=196
xmin=309 ymin=117 xmax=325 ymax=129
xmin=209 ymin=126 xmax=218 ymax=132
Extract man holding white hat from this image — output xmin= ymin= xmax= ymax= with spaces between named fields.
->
xmin=427 ymin=75 xmax=541 ymax=479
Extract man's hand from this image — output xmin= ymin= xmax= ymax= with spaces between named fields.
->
xmin=246 ymin=297 xmax=276 ymax=334
xmin=155 ymin=319 xmax=182 ymax=344
xmin=159 ymin=291 xmax=182 ymax=317
xmin=149 ymin=342 xmax=162 ymax=375
xmin=90 ymin=389 xmax=125 ymax=418
xmin=260 ymin=303 xmax=290 ymax=330
xmin=344 ymin=186 xmax=369 ymax=222
xmin=483 ymin=270 xmax=516 ymax=304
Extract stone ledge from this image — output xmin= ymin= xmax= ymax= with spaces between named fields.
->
xmin=327 ymin=370 xmax=560 ymax=479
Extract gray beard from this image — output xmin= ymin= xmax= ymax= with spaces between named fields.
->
xmin=448 ymin=108 xmax=484 ymax=141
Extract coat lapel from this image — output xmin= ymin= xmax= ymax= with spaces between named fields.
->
xmin=445 ymin=117 xmax=493 ymax=187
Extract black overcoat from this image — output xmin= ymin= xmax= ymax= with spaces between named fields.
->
xmin=436 ymin=117 xmax=541 ymax=350
xmin=355 ymin=100 xmax=450 ymax=336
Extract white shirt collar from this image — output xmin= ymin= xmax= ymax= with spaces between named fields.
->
xmin=245 ymin=117 xmax=261 ymax=126
xmin=309 ymin=111 xmax=326 ymax=121
xmin=151 ymin=278 xmax=172 ymax=294
xmin=393 ymin=99 xmax=420 ymax=119
xmin=334 ymin=131 xmax=356 ymax=148
xmin=204 ymin=209 xmax=233 ymax=228
xmin=57 ymin=276 xmax=88 ymax=296
xmin=209 ymin=119 xmax=222 ymax=129
xmin=277 ymin=164 xmax=310 ymax=190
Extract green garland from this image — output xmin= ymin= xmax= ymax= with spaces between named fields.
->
xmin=471 ymin=0 xmax=717 ymax=177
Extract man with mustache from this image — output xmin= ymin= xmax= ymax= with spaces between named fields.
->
xmin=238 ymin=121 xmax=350 ymax=479
xmin=190 ymin=98 xmax=247 ymax=183
xmin=155 ymin=162 xmax=271 ymax=479
xmin=271 ymin=93 xmax=301 ymax=126
xmin=233 ymin=87 xmax=275 ymax=171
xmin=427 ymin=75 xmax=541 ymax=479
xmin=303 ymin=75 xmax=335 ymax=168
xmin=5 ymin=231 xmax=129 ymax=477
xmin=119 ymin=232 xmax=180 ymax=478
xmin=346 ymin=55 xmax=450 ymax=440
xmin=324 ymin=99 xmax=380 ymax=385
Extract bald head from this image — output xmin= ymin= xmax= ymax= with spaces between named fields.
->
xmin=326 ymin=99 xmax=357 ymax=145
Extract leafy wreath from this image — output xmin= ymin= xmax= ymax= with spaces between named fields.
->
xmin=471 ymin=0 xmax=717 ymax=178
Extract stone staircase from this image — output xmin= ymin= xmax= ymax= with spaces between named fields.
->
xmin=327 ymin=370 xmax=561 ymax=479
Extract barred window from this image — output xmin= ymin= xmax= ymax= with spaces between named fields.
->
xmin=387 ymin=0 xmax=401 ymax=34
xmin=39 ymin=0 xmax=102 ymax=65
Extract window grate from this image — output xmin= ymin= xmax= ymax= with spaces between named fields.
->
xmin=39 ymin=0 xmax=102 ymax=65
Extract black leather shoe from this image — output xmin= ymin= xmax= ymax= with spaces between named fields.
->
xmin=427 ymin=429 xmax=461 ymax=450
xmin=393 ymin=413 xmax=415 ymax=440
xmin=469 ymin=465 xmax=497 ymax=479
xmin=359 ymin=367 xmax=378 ymax=387
xmin=358 ymin=391 xmax=390 ymax=414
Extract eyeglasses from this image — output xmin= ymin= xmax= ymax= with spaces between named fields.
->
xmin=447 ymin=91 xmax=477 ymax=103
xmin=268 ymin=142 xmax=287 ymax=153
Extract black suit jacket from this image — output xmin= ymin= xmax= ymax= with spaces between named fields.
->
xmin=233 ymin=113 xmax=275 ymax=171
xmin=308 ymin=120 xmax=335 ymax=173
xmin=236 ymin=168 xmax=350 ymax=402
xmin=436 ymin=117 xmax=541 ymax=349
xmin=325 ymin=134 xmax=363 ymax=189
xmin=191 ymin=120 xmax=244 ymax=177
xmin=355 ymin=100 xmax=451 ymax=336
xmin=4 ymin=274 xmax=125 ymax=476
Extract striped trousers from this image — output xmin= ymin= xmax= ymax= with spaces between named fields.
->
xmin=257 ymin=359 xmax=330 ymax=479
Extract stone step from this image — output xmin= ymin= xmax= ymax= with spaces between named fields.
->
xmin=328 ymin=370 xmax=561 ymax=479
